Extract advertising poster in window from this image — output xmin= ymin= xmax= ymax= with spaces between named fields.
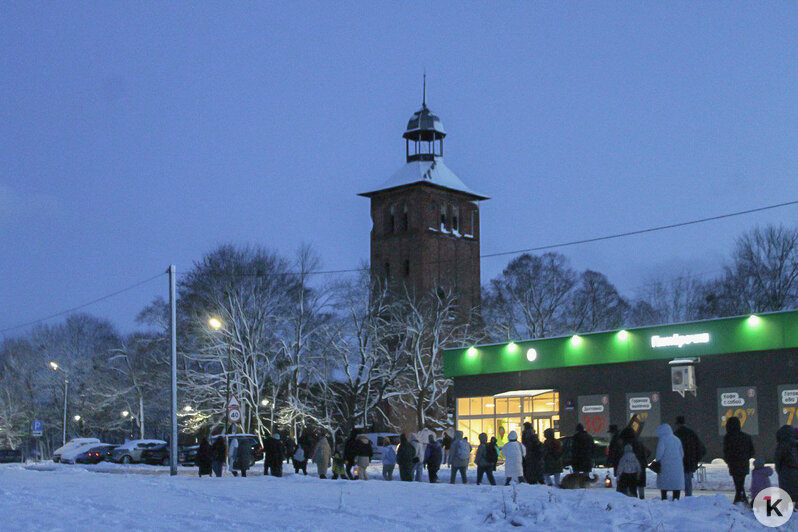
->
xmin=717 ymin=386 xmax=758 ymax=435
xmin=577 ymin=394 xmax=610 ymax=437
xmin=778 ymin=384 xmax=798 ymax=428
xmin=625 ymin=392 xmax=660 ymax=438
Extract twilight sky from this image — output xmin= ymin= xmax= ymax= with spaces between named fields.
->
xmin=2 ymin=3 xmax=797 ymax=334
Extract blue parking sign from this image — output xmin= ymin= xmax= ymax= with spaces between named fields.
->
xmin=32 ymin=420 xmax=43 ymax=437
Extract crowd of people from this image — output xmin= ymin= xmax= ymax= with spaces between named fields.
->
xmin=187 ymin=417 xmax=798 ymax=508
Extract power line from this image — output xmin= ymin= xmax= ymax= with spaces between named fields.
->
xmin=480 ymin=198 xmax=798 ymax=258
xmin=2 ymin=197 xmax=796 ymax=333
xmin=0 ymin=272 xmax=166 ymax=335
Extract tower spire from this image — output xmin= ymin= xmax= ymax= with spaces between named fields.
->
xmin=422 ymin=72 xmax=426 ymax=108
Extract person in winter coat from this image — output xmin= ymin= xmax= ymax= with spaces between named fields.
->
xmin=475 ymin=432 xmax=497 ymax=485
xmin=606 ymin=425 xmax=622 ymax=478
xmin=673 ymin=416 xmax=706 ymax=497
xmin=655 ymin=424 xmax=685 ymax=500
xmin=775 ymin=424 xmax=798 ymax=503
xmin=210 ymin=436 xmax=226 ymax=477
xmin=397 ymin=433 xmax=417 ymax=482
xmin=283 ymin=438 xmax=296 ymax=465
xmin=442 ymin=428 xmax=454 ymax=466
xmin=521 ymin=423 xmax=544 ymax=484
xmin=355 ymin=435 xmax=372 ymax=480
xmin=615 ymin=444 xmax=642 ymax=497
xmin=489 ymin=436 xmax=500 ymax=471
xmin=750 ymin=458 xmax=773 ymax=503
xmin=237 ymin=438 xmax=254 ymax=477
xmin=313 ymin=436 xmax=331 ymax=479
xmin=424 ymin=434 xmax=443 ymax=483
xmin=381 ymin=440 xmax=397 ymax=481
xmin=502 ymin=430 xmax=526 ymax=485
xmin=263 ymin=433 xmax=284 ymax=477
xmin=332 ymin=445 xmax=347 ymax=480
xmin=723 ymin=416 xmax=754 ymax=504
xmin=227 ymin=437 xmax=239 ymax=476
xmin=449 ymin=430 xmax=471 ymax=484
xmin=410 ymin=433 xmax=423 ymax=482
xmin=292 ymin=441 xmax=308 ymax=475
xmin=571 ymin=424 xmax=594 ymax=474
xmin=196 ymin=437 xmax=213 ymax=477
xmin=344 ymin=431 xmax=359 ymax=480
xmin=542 ymin=428 xmax=563 ymax=487
xmin=620 ymin=427 xmax=650 ymax=500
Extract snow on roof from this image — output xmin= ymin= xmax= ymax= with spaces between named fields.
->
xmin=360 ymin=158 xmax=488 ymax=199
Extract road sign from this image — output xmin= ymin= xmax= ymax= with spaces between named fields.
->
xmin=227 ymin=396 xmax=242 ymax=424
xmin=31 ymin=420 xmax=43 ymax=438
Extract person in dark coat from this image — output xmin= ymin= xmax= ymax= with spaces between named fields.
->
xmin=673 ymin=416 xmax=706 ymax=497
xmin=775 ymin=424 xmax=798 ymax=502
xmin=263 ymin=433 xmax=284 ymax=477
xmin=542 ymin=428 xmax=563 ymax=487
xmin=571 ymin=424 xmax=594 ymax=474
xmin=237 ymin=438 xmax=254 ymax=477
xmin=283 ymin=437 xmax=295 ymax=465
xmin=620 ymin=427 xmax=649 ymax=499
xmin=396 ymin=433 xmax=417 ymax=482
xmin=196 ymin=437 xmax=213 ymax=477
xmin=423 ymin=434 xmax=442 ymax=483
xmin=344 ymin=430 xmax=359 ymax=480
xmin=210 ymin=436 xmax=226 ymax=477
xmin=521 ymin=422 xmax=544 ymax=484
xmin=723 ymin=416 xmax=754 ymax=504
xmin=606 ymin=425 xmax=623 ymax=477
xmin=442 ymin=429 xmax=453 ymax=466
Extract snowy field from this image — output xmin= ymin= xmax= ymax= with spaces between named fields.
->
xmin=1 ymin=462 xmax=795 ymax=531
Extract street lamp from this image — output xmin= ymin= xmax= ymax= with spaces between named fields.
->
xmin=208 ymin=317 xmax=232 ymax=435
xmin=49 ymin=362 xmax=69 ymax=446
xmin=121 ymin=410 xmax=129 ymax=418
xmin=183 ymin=405 xmax=193 ymax=413
xmin=260 ymin=399 xmax=269 ymax=407
xmin=73 ymin=415 xmax=81 ymax=422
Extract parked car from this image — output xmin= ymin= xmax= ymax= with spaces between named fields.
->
xmin=111 ymin=440 xmax=167 ymax=464
xmin=0 ymin=448 xmax=24 ymax=463
xmin=52 ymin=438 xmax=100 ymax=463
xmin=74 ymin=444 xmax=118 ymax=464
xmin=141 ymin=443 xmax=170 ymax=465
xmin=61 ymin=441 xmax=114 ymax=464
xmin=179 ymin=434 xmax=263 ymax=466
xmin=559 ymin=435 xmax=609 ymax=468
xmin=361 ymin=433 xmax=400 ymax=461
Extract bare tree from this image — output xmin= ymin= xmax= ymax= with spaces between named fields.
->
xmin=565 ymin=270 xmax=629 ymax=333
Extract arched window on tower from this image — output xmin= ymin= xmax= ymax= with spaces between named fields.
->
xmin=440 ymin=204 xmax=447 ymax=231
xmin=452 ymin=205 xmax=459 ymax=233
xmin=401 ymin=203 xmax=409 ymax=232
xmin=387 ymin=204 xmax=396 ymax=234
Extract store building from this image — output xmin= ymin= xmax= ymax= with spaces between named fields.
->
xmin=444 ymin=310 xmax=798 ymax=459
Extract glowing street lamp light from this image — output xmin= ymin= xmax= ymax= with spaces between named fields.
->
xmin=183 ymin=405 xmax=193 ymax=413
xmin=73 ymin=415 xmax=81 ymax=422
xmin=49 ymin=361 xmax=59 ymax=371
xmin=261 ymin=399 xmax=270 ymax=407
xmin=121 ymin=410 xmax=129 ymax=418
xmin=208 ymin=317 xmax=223 ymax=330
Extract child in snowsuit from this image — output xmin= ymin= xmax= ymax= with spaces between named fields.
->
xmin=616 ymin=444 xmax=642 ymax=497
xmin=750 ymin=458 xmax=773 ymax=503
xmin=292 ymin=445 xmax=308 ymax=475
xmin=332 ymin=447 xmax=346 ymax=480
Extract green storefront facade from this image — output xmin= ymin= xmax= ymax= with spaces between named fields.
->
xmin=444 ymin=310 xmax=798 ymax=460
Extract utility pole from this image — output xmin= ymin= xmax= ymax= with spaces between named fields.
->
xmin=168 ymin=265 xmax=178 ymax=476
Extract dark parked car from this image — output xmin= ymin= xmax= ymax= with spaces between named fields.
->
xmin=75 ymin=444 xmax=118 ymax=464
xmin=559 ymin=436 xmax=609 ymax=468
xmin=141 ymin=443 xmax=171 ymax=465
xmin=178 ymin=434 xmax=263 ymax=466
xmin=0 ymin=449 xmax=24 ymax=463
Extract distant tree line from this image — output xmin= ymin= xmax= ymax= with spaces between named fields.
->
xmin=1 ymin=224 xmax=796 ymax=450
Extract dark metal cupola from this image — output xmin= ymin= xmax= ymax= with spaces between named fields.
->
xmin=403 ymin=76 xmax=446 ymax=162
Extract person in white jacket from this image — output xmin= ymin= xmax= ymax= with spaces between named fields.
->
xmin=655 ymin=424 xmax=685 ymax=500
xmin=227 ymin=437 xmax=239 ymax=477
xmin=501 ymin=431 xmax=526 ymax=485
xmin=410 ymin=434 xmax=424 ymax=482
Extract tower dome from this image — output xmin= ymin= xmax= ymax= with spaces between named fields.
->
xmin=403 ymin=76 xmax=446 ymax=162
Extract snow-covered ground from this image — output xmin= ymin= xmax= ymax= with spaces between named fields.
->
xmin=1 ymin=462 xmax=794 ymax=531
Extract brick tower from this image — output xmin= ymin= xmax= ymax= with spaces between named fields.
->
xmin=359 ymin=89 xmax=488 ymax=315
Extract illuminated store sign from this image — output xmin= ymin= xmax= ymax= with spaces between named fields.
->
xmin=651 ymin=332 xmax=710 ymax=349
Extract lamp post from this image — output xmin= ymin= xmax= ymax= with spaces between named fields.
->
xmin=208 ymin=317 xmax=231 ymax=436
xmin=49 ymin=362 xmax=69 ymax=446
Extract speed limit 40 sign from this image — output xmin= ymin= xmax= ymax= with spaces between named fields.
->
xmin=227 ymin=396 xmax=242 ymax=424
